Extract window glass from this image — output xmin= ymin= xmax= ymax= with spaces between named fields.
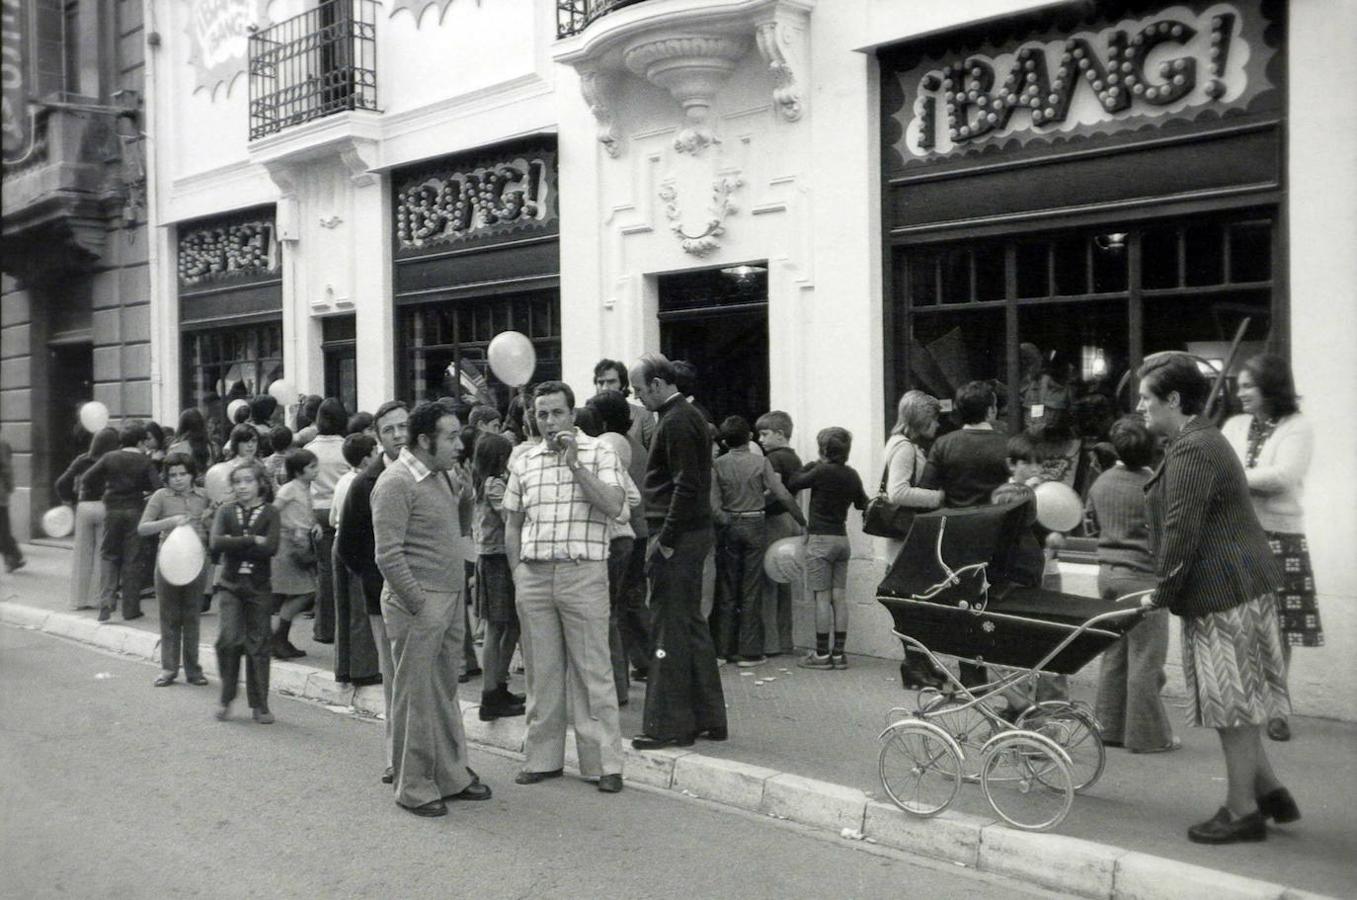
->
xmin=1228 ymin=220 xmax=1272 ymax=283
xmin=1016 ymin=241 xmax=1050 ymax=298
xmin=1184 ymin=222 xmax=1224 ymax=287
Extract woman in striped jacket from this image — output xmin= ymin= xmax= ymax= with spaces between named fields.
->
xmin=1137 ymin=354 xmax=1296 ymax=845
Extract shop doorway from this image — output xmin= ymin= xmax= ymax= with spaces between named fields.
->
xmin=657 ymin=265 xmax=769 ymax=426
xmin=47 ymin=341 xmax=94 ymax=496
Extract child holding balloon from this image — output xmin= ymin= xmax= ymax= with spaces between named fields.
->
xmin=139 ymin=453 xmax=213 ymax=687
xmin=210 ymin=462 xmax=281 ymax=723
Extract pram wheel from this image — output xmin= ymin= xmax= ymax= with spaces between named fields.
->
xmin=980 ymin=732 xmax=1074 ymax=832
xmin=878 ymin=721 xmax=964 ymax=818
xmin=1015 ymin=703 xmax=1106 ymax=792
xmin=918 ymin=695 xmax=999 ymax=782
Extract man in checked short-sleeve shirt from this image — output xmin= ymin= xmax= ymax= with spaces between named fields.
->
xmin=503 ymin=381 xmax=628 ymax=793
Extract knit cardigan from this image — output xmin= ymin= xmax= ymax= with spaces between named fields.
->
xmin=1221 ymin=413 xmax=1312 ymax=534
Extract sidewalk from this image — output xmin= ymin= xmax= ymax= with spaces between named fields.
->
xmin=3 ymin=542 xmax=1353 ymax=898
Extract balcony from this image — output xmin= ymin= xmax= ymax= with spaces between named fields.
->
xmin=557 ymin=0 xmax=656 ymax=38
xmin=248 ymin=0 xmax=379 ymax=142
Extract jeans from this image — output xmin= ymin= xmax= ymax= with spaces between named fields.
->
xmin=215 ymin=581 xmax=272 ymax=709
xmin=714 ymin=516 xmax=767 ymax=659
xmin=157 ymin=564 xmax=208 ymax=678
xmin=98 ymin=506 xmax=146 ymax=617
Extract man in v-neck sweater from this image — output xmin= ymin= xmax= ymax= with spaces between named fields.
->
xmin=919 ymin=381 xmax=1010 ymax=509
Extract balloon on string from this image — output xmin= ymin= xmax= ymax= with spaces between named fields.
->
xmin=1034 ymin=481 xmax=1083 ymax=533
xmin=41 ymin=506 xmax=75 ymax=538
xmin=487 ymin=331 xmax=536 ymax=387
xmin=226 ymin=398 xmax=249 ymax=423
xmin=267 ymin=379 xmax=294 ymax=405
xmin=204 ymin=461 xmax=235 ymax=503
xmin=158 ymin=523 xmax=206 ymax=586
xmin=763 ymin=536 xmax=806 ymax=584
xmin=79 ymin=401 xmax=109 ymax=433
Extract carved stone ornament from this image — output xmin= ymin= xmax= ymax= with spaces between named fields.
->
xmin=624 ymin=35 xmax=751 ymax=156
xmin=755 ymin=20 xmax=802 ymax=121
xmin=660 ymin=173 xmax=742 ymax=256
xmin=578 ymin=69 xmax=622 ymax=158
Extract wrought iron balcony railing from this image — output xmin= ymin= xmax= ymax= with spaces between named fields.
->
xmin=556 ymin=0 xmax=656 ymax=38
xmin=248 ymin=0 xmax=378 ymax=141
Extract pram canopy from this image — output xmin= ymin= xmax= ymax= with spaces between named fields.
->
xmin=876 ymin=503 xmax=1144 ymax=674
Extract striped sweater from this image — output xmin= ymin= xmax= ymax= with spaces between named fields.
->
xmin=1144 ymin=418 xmax=1281 ymax=617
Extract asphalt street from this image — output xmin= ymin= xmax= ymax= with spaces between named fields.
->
xmin=0 ymin=625 xmax=1052 ymax=900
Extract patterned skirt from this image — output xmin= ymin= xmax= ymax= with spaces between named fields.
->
xmin=1180 ymin=592 xmax=1291 ymax=729
xmin=1266 ymin=532 xmax=1324 ymax=647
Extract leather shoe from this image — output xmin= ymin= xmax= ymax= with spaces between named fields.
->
xmin=514 ymin=769 xmax=563 ymax=785
xmin=400 ymin=799 xmax=448 ymax=818
xmin=153 ymin=674 xmax=175 ymax=687
xmin=1266 ymin=717 xmax=1291 ymax=742
xmin=631 ymin=733 xmax=695 ymax=751
xmin=381 ymin=767 xmax=394 ymax=785
xmin=187 ymin=675 xmax=209 ymax=686
xmin=479 ymin=699 xmax=526 ymax=721
xmin=697 ymin=727 xmax=728 ymax=742
xmin=1257 ymin=787 xmax=1301 ymax=824
xmin=1187 ymin=807 xmax=1266 ymax=844
xmin=446 ymin=781 xmax=493 ymax=801
xmin=597 ymin=774 xmax=623 ymax=793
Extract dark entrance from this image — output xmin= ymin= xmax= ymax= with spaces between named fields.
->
xmin=47 ymin=341 xmax=94 ymax=495
xmin=658 ymin=265 xmax=769 ymax=426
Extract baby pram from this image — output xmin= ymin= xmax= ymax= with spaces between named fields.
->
xmin=874 ymin=501 xmax=1148 ymax=831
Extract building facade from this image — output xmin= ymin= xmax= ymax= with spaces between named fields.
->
xmin=134 ymin=0 xmax=1354 ymax=717
xmin=2 ymin=0 xmax=151 ymax=542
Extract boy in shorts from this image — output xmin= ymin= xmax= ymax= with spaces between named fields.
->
xmin=787 ymin=427 xmax=868 ymax=669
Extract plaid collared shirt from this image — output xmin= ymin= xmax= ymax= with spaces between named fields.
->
xmin=503 ymin=430 xmax=624 ymax=561
xmin=396 ymin=447 xmax=433 ymax=482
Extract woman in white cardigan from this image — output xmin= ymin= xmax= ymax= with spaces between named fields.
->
xmin=883 ymin=390 xmax=946 ymax=689
xmin=1223 ymin=353 xmax=1320 ymax=742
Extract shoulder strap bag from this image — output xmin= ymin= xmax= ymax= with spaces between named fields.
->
xmin=862 ymin=439 xmax=919 ymax=540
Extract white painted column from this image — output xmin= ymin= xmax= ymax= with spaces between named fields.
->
xmin=353 ymin=173 xmax=395 ymax=409
xmin=1284 ymin=0 xmax=1357 ymax=719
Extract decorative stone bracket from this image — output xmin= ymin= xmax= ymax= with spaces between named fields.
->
xmin=554 ymin=0 xmax=813 ymax=158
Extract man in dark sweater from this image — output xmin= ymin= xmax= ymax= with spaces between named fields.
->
xmin=628 ymin=353 xmax=727 ymax=750
xmin=83 ymin=422 xmax=160 ymax=621
xmin=335 ymin=400 xmax=406 ymax=786
xmin=919 ymin=381 xmax=1010 ymax=508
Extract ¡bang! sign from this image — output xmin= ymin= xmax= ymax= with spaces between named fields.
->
xmin=186 ymin=0 xmax=268 ymax=96
xmin=892 ymin=2 xmax=1272 ymax=162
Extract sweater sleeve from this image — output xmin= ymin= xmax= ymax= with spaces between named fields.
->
xmin=209 ymin=504 xmax=252 ymax=554
xmin=886 ymin=438 xmax=943 ymax=510
xmin=786 ymin=462 xmax=818 ymax=493
xmin=1154 ymin=440 xmax=1215 ymax=610
xmin=1245 ymin=418 xmax=1313 ymax=497
xmin=372 ymin=476 xmax=425 ymax=613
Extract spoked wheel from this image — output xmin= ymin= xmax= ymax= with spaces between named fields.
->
xmin=919 ymin=695 xmax=998 ymax=782
xmin=980 ymin=731 xmax=1074 ymax=832
xmin=1016 ymin=703 xmax=1106 ymax=792
xmin=878 ymin=721 xmax=964 ymax=817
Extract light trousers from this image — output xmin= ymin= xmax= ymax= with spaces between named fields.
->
xmin=514 ymin=559 xmax=623 ymax=777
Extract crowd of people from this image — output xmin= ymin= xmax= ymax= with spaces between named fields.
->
xmin=35 ymin=348 xmax=1320 ymax=840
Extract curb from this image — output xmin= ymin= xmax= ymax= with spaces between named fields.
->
xmin=1 ymin=600 xmax=1333 ymax=900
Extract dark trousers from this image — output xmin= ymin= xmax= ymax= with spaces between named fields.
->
xmin=216 ymin=581 xmax=272 ymax=709
xmin=620 ymin=536 xmax=651 ymax=673
xmin=334 ymin=549 xmax=380 ymax=683
xmin=606 ymin=537 xmax=635 ymax=703
xmin=98 ymin=506 xmax=146 ymax=617
xmin=642 ymin=527 xmax=727 ymax=740
xmin=312 ymin=513 xmax=336 ymax=642
xmin=713 ymin=516 xmax=767 ymax=659
xmin=157 ymin=565 xmax=207 ymax=678
xmin=0 ymin=506 xmax=22 ymax=566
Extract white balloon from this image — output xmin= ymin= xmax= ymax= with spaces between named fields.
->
xmin=158 ymin=523 xmax=206 ymax=586
xmin=267 ymin=379 xmax=293 ymax=404
xmin=79 ymin=401 xmax=109 ymax=433
xmin=41 ymin=506 xmax=75 ymax=538
xmin=226 ymin=398 xmax=249 ymax=423
xmin=487 ymin=331 xmax=536 ymax=387
xmin=204 ymin=461 xmax=235 ymax=504
xmin=1034 ymin=481 xmax=1083 ymax=533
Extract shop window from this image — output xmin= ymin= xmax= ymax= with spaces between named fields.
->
xmin=941 ymin=247 xmax=971 ymax=304
xmin=1091 ymin=234 xmax=1128 ymax=293
xmin=907 ymin=249 xmax=939 ymax=307
xmin=1015 ymin=241 xmax=1050 ymax=297
xmin=1184 ymin=222 xmax=1225 ymax=287
xmin=1228 ymin=220 xmax=1272 ymax=283
xmin=398 ymin=291 xmax=561 ymax=411
xmin=322 ymin=315 xmax=358 ymax=414
xmin=1052 ymin=236 xmax=1087 ymax=297
xmin=974 ymin=244 xmax=1006 ymax=302
xmin=908 ymin=308 xmax=1006 ymax=405
xmin=181 ymin=321 xmax=285 ymax=436
xmin=1140 ymin=225 xmax=1179 ymax=289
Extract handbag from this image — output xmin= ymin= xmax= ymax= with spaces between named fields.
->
xmin=862 ymin=439 xmax=919 ymax=540
xmin=289 ymin=527 xmax=318 ymax=571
